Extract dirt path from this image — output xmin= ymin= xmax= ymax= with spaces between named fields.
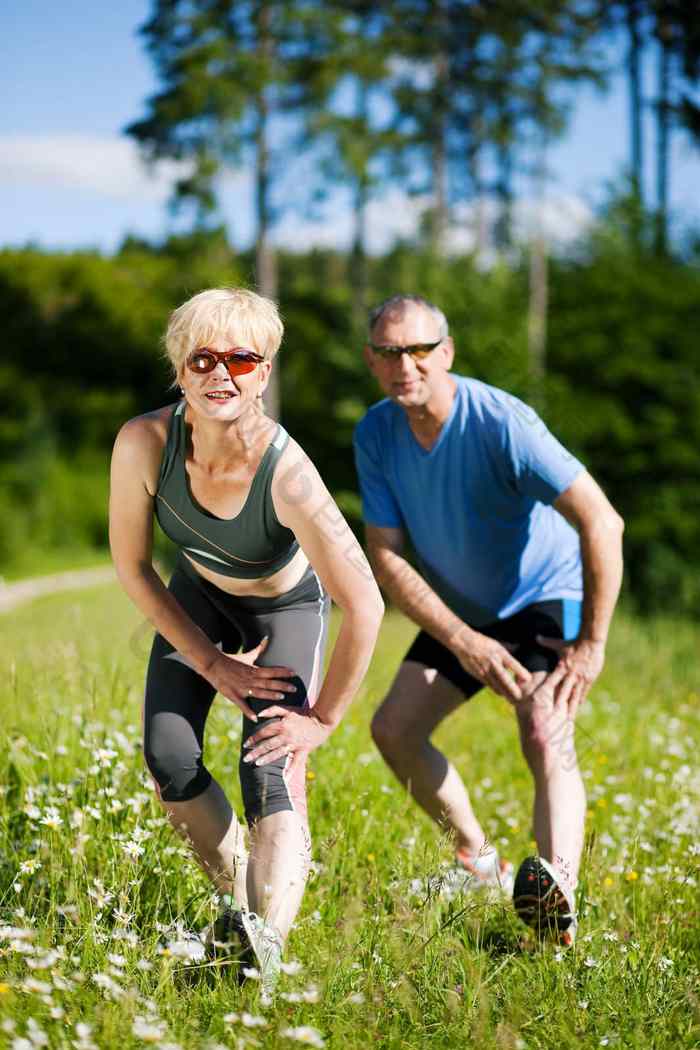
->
xmin=0 ymin=566 xmax=116 ymax=614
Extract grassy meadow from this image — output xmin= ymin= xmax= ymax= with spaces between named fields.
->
xmin=1 ymin=583 xmax=699 ymax=1049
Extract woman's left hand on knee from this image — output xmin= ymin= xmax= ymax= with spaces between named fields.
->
xmin=242 ymin=708 xmax=331 ymax=768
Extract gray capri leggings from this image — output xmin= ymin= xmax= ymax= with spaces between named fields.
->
xmin=143 ymin=555 xmax=330 ymax=825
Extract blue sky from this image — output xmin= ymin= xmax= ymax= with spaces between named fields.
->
xmin=2 ymin=1 xmax=699 ymax=254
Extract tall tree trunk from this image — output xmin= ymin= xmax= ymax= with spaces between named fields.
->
xmin=659 ymin=26 xmax=671 ymax=254
xmin=432 ymin=113 xmax=448 ymax=253
xmin=627 ymin=0 xmax=644 ymax=201
xmin=494 ymin=131 xmax=514 ymax=251
xmin=255 ymin=1 xmax=279 ymax=418
xmin=431 ymin=0 xmax=449 ymax=254
xmin=528 ymin=235 xmax=548 ymax=407
xmin=527 ymin=139 xmax=548 ymax=409
xmin=467 ymin=112 xmax=488 ymax=261
xmin=350 ymin=172 xmax=368 ymax=337
xmin=350 ymin=78 xmax=369 ymax=336
xmin=655 ymin=18 xmax=671 ymax=255
xmin=255 ymin=117 xmax=277 ymax=301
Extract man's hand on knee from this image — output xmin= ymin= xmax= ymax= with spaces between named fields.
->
xmin=518 ymin=669 xmax=550 ymax=703
xmin=534 ymin=636 xmax=606 ymax=719
xmin=451 ymin=626 xmax=531 ymax=703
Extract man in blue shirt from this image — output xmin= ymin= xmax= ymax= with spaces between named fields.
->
xmin=354 ymin=295 xmax=624 ymax=945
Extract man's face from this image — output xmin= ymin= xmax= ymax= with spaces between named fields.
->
xmin=364 ymin=305 xmax=454 ymax=409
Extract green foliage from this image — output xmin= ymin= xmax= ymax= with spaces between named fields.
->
xmin=0 ymin=237 xmax=242 ymax=571
xmin=1 ymin=203 xmax=699 ymax=615
xmin=546 ymin=195 xmax=700 ymax=612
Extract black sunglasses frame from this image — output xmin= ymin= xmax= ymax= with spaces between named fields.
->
xmin=368 ymin=339 xmax=443 ymax=360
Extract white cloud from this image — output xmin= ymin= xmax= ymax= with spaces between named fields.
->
xmin=446 ymin=193 xmax=594 ymax=257
xmin=0 ymin=133 xmax=593 ymax=255
xmin=272 ymin=188 xmax=593 ymax=256
xmin=0 ymin=134 xmax=192 ymax=202
xmin=271 ymin=187 xmax=426 ymax=254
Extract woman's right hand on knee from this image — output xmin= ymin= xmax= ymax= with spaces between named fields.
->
xmin=205 ymin=637 xmax=298 ymax=720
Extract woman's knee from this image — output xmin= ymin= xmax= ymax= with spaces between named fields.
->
xmin=240 ymin=748 xmax=308 ymax=826
xmin=143 ymin=713 xmax=210 ymax=802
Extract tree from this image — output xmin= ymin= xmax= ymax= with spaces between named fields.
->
xmin=651 ymin=0 xmax=700 ymax=253
xmin=295 ymin=1 xmax=399 ymax=331
xmin=127 ymin=0 xmax=305 ymax=417
xmin=627 ymin=0 xmax=646 ymax=200
xmin=388 ymin=1 xmax=605 ymax=254
xmin=609 ymin=1 xmax=700 ymax=253
xmin=547 ymin=193 xmax=700 ymax=612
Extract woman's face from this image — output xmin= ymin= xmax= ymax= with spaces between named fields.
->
xmin=179 ymin=330 xmax=272 ymax=422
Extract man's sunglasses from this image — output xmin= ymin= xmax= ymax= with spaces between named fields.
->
xmin=186 ymin=348 xmax=265 ymax=377
xmin=368 ymin=339 xmax=442 ymax=360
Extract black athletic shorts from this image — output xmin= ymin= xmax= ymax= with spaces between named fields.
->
xmin=404 ymin=598 xmax=582 ymax=699
xmin=142 ymin=555 xmax=330 ymax=825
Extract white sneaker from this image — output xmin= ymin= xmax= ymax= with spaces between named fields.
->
xmin=432 ymin=850 xmax=515 ymax=901
xmin=239 ymin=911 xmax=283 ymax=997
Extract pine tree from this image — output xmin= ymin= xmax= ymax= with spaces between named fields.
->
xmin=126 ymin=0 xmax=305 ymax=416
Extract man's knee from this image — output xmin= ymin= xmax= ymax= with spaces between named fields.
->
xmin=371 ymin=701 xmax=423 ymax=757
xmin=519 ymin=707 xmax=576 ymax=768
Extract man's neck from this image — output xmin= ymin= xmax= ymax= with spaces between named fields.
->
xmin=404 ymin=375 xmax=457 ymax=447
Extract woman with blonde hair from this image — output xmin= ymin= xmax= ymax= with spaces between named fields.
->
xmin=110 ymin=287 xmax=383 ymax=994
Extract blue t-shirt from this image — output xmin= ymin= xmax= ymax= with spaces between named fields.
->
xmin=353 ymin=376 xmax=584 ymax=627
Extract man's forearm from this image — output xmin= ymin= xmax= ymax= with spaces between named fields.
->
xmin=370 ymin=546 xmax=468 ymax=651
xmin=578 ymin=515 xmax=624 ymax=644
xmin=370 ymin=543 xmax=532 ymax=702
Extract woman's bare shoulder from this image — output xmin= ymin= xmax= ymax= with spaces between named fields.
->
xmin=271 ymin=430 xmax=327 ymax=518
xmin=116 ymin=403 xmax=176 ymax=446
xmin=112 ymin=404 xmax=178 ymax=492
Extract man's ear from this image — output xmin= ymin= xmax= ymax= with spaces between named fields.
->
xmin=363 ymin=344 xmax=377 ymax=373
xmin=440 ymin=337 xmax=455 ymax=368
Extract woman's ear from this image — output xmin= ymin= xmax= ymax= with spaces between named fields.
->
xmin=257 ymin=359 xmax=273 ymax=395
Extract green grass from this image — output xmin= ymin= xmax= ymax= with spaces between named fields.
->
xmin=1 ymin=586 xmax=699 ymax=1049
xmin=0 ymin=548 xmax=113 ymax=583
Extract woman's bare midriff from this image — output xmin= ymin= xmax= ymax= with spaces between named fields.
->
xmin=182 ymin=544 xmax=310 ymax=597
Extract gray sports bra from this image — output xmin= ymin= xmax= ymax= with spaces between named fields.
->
xmin=155 ymin=401 xmax=300 ymax=579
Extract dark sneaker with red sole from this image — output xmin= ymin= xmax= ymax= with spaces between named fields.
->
xmin=513 ymin=856 xmax=577 ymax=947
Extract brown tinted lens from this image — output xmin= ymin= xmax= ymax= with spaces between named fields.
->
xmin=224 ymin=353 xmax=262 ymax=376
xmin=188 ymin=351 xmax=217 ymax=373
xmin=409 ymin=345 xmax=435 ymax=359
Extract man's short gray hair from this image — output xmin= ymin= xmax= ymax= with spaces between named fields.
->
xmin=368 ymin=295 xmax=449 ymax=339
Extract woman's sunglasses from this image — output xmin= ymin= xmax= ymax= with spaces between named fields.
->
xmin=186 ymin=347 xmax=265 ymax=378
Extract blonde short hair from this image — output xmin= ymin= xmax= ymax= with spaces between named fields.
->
xmin=164 ymin=287 xmax=284 ymax=379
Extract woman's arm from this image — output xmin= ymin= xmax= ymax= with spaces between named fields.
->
xmin=242 ymin=441 xmax=384 ymax=767
xmin=109 ymin=416 xmax=297 ymax=720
